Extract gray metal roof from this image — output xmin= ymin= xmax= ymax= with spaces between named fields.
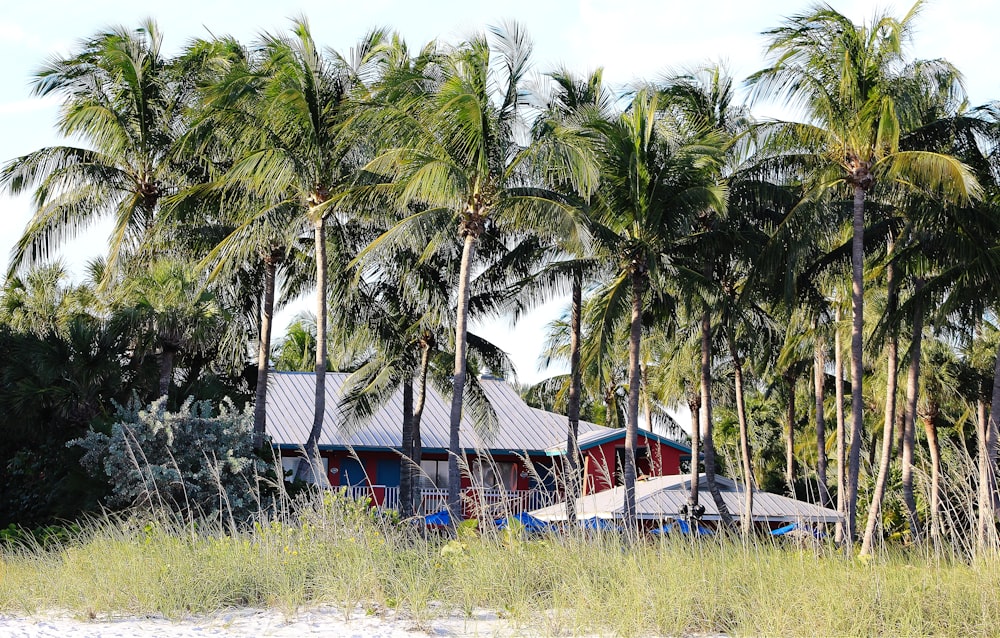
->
xmin=266 ymin=371 xmax=625 ymax=453
xmin=529 ymin=474 xmax=841 ymax=524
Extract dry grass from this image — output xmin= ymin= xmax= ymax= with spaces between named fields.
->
xmin=1 ymin=492 xmax=999 ymax=636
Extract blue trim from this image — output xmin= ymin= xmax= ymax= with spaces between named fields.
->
xmin=544 ymin=428 xmax=691 ymax=456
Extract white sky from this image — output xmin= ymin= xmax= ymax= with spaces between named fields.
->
xmin=0 ymin=0 xmax=996 ymax=384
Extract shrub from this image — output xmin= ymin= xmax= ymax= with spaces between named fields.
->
xmin=73 ymin=397 xmax=266 ymax=523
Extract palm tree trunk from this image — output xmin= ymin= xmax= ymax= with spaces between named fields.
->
xmin=623 ymin=269 xmax=643 ymax=532
xmin=158 ymin=347 xmax=175 ymax=400
xmin=701 ymin=306 xmax=734 ymax=527
xmin=815 ymin=331 xmax=830 ymax=508
xmin=860 ymin=254 xmax=898 ymax=555
xmin=980 ymin=344 xmax=1000 ymax=552
xmin=412 ymin=339 xmax=431 ymax=516
xmin=902 ymin=285 xmax=924 ymax=542
xmin=923 ymin=407 xmax=942 ymax=553
xmin=784 ymin=371 xmax=797 ymax=497
xmin=846 ymin=183 xmax=867 ymax=542
xmin=447 ymin=230 xmax=478 ymax=522
xmin=728 ymin=332 xmax=753 ymax=535
xmin=835 ymin=305 xmax=847 ymax=544
xmin=400 ymin=379 xmax=415 ymax=518
xmin=565 ymin=267 xmax=583 ymax=524
xmin=305 ymin=216 xmax=328 ymax=470
xmin=253 ymin=256 xmax=277 ymax=449
xmin=687 ymin=393 xmax=701 ymax=521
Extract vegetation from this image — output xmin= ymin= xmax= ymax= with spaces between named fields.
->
xmin=2 ymin=4 xmax=1000 ymax=616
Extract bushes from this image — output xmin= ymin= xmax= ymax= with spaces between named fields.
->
xmin=73 ymin=397 xmax=267 ymax=523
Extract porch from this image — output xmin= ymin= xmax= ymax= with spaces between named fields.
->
xmin=340 ymin=485 xmax=556 ymax=518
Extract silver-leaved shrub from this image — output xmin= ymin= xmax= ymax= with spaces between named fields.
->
xmin=73 ymin=397 xmax=267 ymax=523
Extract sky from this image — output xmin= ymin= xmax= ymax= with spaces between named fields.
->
xmin=0 ymin=0 xmax=997 ymax=385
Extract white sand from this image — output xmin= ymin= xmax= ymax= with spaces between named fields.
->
xmin=0 ymin=606 xmax=531 ymax=638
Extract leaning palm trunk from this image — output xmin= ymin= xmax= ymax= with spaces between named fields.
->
xmin=252 ymin=255 xmax=277 ymax=449
xmin=565 ymin=268 xmax=583 ymax=524
xmin=923 ymin=405 xmax=943 ymax=554
xmin=447 ymin=230 xmax=478 ymax=522
xmin=701 ymin=307 xmax=734 ymax=527
xmin=980 ymin=346 xmax=1000 ymax=552
xmin=814 ymin=332 xmax=831 ymax=507
xmin=901 ymin=288 xmax=924 ymax=541
xmin=846 ymin=183 xmax=867 ymax=541
xmin=860 ymin=256 xmax=899 ymax=555
xmin=622 ymin=270 xmax=643 ymax=532
xmin=728 ymin=332 xmax=754 ymax=534
xmin=835 ymin=306 xmax=847 ymax=544
xmin=305 ymin=215 xmax=328 ymax=470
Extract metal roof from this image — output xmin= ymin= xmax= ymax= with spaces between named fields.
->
xmin=529 ymin=474 xmax=842 ymax=524
xmin=544 ymin=426 xmax=692 ymax=455
xmin=266 ymin=371 xmax=674 ymax=454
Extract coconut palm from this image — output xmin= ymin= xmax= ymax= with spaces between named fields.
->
xmin=0 ymin=20 xmax=193 ymax=283
xmin=198 ymin=20 xmax=392 ymax=464
xmin=588 ymin=87 xmax=725 ymax=529
xmin=359 ymin=24 xmax=592 ymax=520
xmin=748 ymin=1 xmax=979 ymax=539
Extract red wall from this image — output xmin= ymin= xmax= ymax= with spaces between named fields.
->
xmin=582 ymin=435 xmax=683 ymax=495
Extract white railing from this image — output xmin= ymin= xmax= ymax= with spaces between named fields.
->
xmin=340 ymin=484 xmax=555 ymax=518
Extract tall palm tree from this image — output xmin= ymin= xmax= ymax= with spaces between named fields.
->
xmin=749 ymin=1 xmax=979 ymax=539
xmin=590 ymin=87 xmax=725 ymax=529
xmin=360 ymin=24 xmax=590 ymax=520
xmin=1 ymin=20 xmax=189 ymax=284
xmin=200 ymin=20 xmax=391 ymax=464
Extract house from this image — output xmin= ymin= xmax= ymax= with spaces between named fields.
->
xmin=265 ymin=371 xmax=691 ymax=516
xmin=529 ymin=473 xmax=842 ymax=528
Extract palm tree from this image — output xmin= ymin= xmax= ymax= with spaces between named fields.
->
xmin=1 ymin=20 xmax=190 ymax=283
xmin=360 ymin=24 xmax=590 ymax=520
xmin=749 ymin=1 xmax=979 ymax=540
xmin=200 ymin=20 xmax=391 ymax=464
xmin=590 ymin=87 xmax=725 ymax=529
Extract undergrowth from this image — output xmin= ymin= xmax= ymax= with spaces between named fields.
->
xmin=1 ymin=490 xmax=998 ymax=636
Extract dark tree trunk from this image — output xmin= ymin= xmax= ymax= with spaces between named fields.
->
xmin=565 ymin=268 xmax=583 ymax=524
xmin=701 ymin=306 xmax=733 ymax=527
xmin=846 ymin=183 xmax=867 ymax=542
xmin=253 ymin=255 xmax=277 ymax=449
xmin=400 ymin=379 xmax=415 ymax=518
xmin=687 ymin=393 xmax=701 ymax=521
xmin=834 ymin=305 xmax=847 ymax=544
xmin=814 ymin=331 xmax=830 ymax=508
xmin=158 ymin=347 xmax=175 ymax=400
xmin=623 ymin=269 xmax=643 ymax=532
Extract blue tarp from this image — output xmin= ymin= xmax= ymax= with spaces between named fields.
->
xmin=771 ymin=522 xmax=823 ymax=538
xmin=494 ymin=512 xmax=553 ymax=532
xmin=578 ymin=517 xmax=621 ymax=531
xmin=650 ymin=519 xmax=713 ymax=536
xmin=424 ymin=510 xmax=455 ymax=526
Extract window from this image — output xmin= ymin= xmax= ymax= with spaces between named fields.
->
xmin=614 ymin=447 xmax=648 ymax=485
xmin=420 ymin=459 xmax=449 ymax=489
xmin=281 ymin=456 xmax=329 ymax=485
xmin=472 ymin=458 xmax=516 ymax=491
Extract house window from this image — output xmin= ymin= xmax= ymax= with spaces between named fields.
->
xmin=281 ymin=456 xmax=329 ymax=485
xmin=420 ymin=459 xmax=450 ymax=489
xmin=471 ymin=458 xmax=516 ymax=491
xmin=614 ymin=447 xmax=648 ymax=485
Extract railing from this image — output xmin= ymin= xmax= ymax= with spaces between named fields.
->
xmin=340 ymin=484 xmax=555 ymax=518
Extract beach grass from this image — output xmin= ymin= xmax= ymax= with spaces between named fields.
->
xmin=1 ymin=492 xmax=999 ymax=637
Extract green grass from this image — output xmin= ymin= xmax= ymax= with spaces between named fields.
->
xmin=1 ymin=493 xmax=998 ymax=637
